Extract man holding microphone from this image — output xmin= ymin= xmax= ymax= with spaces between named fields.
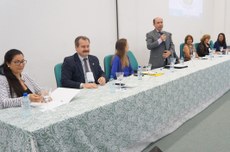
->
xmin=146 ymin=17 xmax=177 ymax=69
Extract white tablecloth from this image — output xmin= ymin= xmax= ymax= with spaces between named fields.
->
xmin=0 ymin=55 xmax=230 ymax=152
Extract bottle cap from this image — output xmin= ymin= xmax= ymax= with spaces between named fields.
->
xmin=23 ymin=93 xmax=28 ymax=97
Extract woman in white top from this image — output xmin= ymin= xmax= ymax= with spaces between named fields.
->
xmin=0 ymin=49 xmax=42 ymax=109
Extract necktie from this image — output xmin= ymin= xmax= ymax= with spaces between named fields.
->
xmin=159 ymin=31 xmax=163 ymax=35
xmin=83 ymin=58 xmax=90 ymax=73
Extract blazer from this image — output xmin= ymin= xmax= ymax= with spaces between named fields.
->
xmin=61 ymin=53 xmax=106 ymax=89
xmin=214 ymin=41 xmax=227 ymax=51
xmin=146 ymin=29 xmax=175 ymax=69
xmin=0 ymin=73 xmax=41 ymax=109
xmin=197 ymin=42 xmax=209 ymax=57
xmin=110 ymin=55 xmax=134 ymax=79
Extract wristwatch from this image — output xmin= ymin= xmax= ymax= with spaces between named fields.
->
xmin=80 ymin=83 xmax=84 ymax=89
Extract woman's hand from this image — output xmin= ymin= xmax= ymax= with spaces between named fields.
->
xmin=29 ymin=94 xmax=43 ymax=102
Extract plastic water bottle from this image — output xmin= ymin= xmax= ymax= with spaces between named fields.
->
xmin=109 ymin=75 xmax=115 ymax=93
xmin=180 ymin=56 xmax=184 ymax=65
xmin=22 ymin=93 xmax=31 ymax=118
xmin=138 ymin=66 xmax=142 ymax=80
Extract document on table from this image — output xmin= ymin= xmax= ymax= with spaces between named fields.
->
xmin=31 ymin=88 xmax=80 ymax=111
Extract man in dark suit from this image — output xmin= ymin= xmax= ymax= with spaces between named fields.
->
xmin=146 ymin=17 xmax=178 ymax=69
xmin=61 ymin=36 xmax=106 ymax=89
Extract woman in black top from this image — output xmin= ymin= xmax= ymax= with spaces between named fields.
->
xmin=197 ymin=34 xmax=211 ymax=57
xmin=214 ymin=33 xmax=227 ymax=51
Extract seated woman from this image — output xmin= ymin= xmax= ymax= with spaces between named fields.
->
xmin=110 ymin=38 xmax=134 ymax=79
xmin=197 ymin=34 xmax=211 ymax=57
xmin=0 ymin=49 xmax=42 ymax=109
xmin=214 ymin=33 xmax=227 ymax=51
xmin=183 ymin=35 xmax=195 ymax=61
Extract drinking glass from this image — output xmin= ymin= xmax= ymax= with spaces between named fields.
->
xmin=40 ymin=88 xmax=52 ymax=103
xmin=116 ymin=72 xmax=124 ymax=90
xmin=170 ymin=57 xmax=176 ymax=72
xmin=220 ymin=47 xmax=223 ymax=52
xmin=147 ymin=63 xmax=152 ymax=73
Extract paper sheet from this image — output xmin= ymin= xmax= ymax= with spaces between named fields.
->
xmin=31 ymin=88 xmax=80 ymax=111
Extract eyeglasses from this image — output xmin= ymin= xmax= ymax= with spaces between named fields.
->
xmin=12 ymin=60 xmax=27 ymax=66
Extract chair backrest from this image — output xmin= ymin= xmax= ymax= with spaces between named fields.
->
xmin=103 ymin=51 xmax=138 ymax=79
xmin=127 ymin=50 xmax=138 ymax=71
xmin=194 ymin=42 xmax=199 ymax=51
xmin=179 ymin=43 xmax=185 ymax=58
xmin=54 ymin=63 xmax=62 ymax=87
xmin=103 ymin=54 xmax=113 ymax=79
xmin=194 ymin=41 xmax=213 ymax=51
xmin=209 ymin=40 xmax=214 ymax=49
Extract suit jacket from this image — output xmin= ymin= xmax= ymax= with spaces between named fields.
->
xmin=61 ymin=53 xmax=106 ymax=89
xmin=0 ymin=73 xmax=41 ymax=109
xmin=146 ymin=29 xmax=175 ymax=69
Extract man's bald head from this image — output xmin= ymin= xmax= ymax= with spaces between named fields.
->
xmin=153 ymin=17 xmax=163 ymax=31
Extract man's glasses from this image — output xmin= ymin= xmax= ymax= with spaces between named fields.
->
xmin=12 ymin=60 xmax=27 ymax=66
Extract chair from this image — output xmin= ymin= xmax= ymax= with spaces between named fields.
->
xmin=54 ymin=63 xmax=62 ymax=87
xmin=103 ymin=51 xmax=138 ymax=79
xmin=179 ymin=43 xmax=185 ymax=58
xmin=127 ymin=50 xmax=138 ymax=71
xmin=209 ymin=40 xmax=214 ymax=49
xmin=194 ymin=42 xmax=199 ymax=51
xmin=103 ymin=54 xmax=113 ymax=79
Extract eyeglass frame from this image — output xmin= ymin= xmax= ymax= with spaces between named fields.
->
xmin=11 ymin=60 xmax=27 ymax=66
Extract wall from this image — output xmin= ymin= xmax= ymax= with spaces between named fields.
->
xmin=0 ymin=0 xmax=229 ymax=89
xmin=212 ymin=0 xmax=228 ymax=43
xmin=0 ymin=0 xmax=117 ymax=88
xmin=118 ymin=0 xmax=219 ymax=66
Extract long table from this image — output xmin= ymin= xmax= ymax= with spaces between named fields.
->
xmin=0 ymin=55 xmax=230 ymax=152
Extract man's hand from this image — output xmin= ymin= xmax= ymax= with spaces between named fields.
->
xmin=160 ymin=34 xmax=167 ymax=41
xmin=83 ymin=83 xmax=98 ymax=89
xmin=97 ymin=77 xmax=106 ymax=86
xmin=163 ymin=50 xmax=171 ymax=58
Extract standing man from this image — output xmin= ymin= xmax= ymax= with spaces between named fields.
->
xmin=146 ymin=17 xmax=177 ymax=69
xmin=61 ymin=36 xmax=106 ymax=89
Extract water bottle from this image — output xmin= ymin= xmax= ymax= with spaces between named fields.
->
xmin=109 ymin=75 xmax=115 ymax=93
xmin=180 ymin=56 xmax=184 ymax=65
xmin=137 ymin=66 xmax=142 ymax=80
xmin=170 ymin=57 xmax=175 ymax=72
xmin=22 ymin=93 xmax=31 ymax=118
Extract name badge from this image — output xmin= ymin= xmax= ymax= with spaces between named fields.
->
xmin=86 ymin=72 xmax=95 ymax=83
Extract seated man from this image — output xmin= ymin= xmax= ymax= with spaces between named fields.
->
xmin=61 ymin=36 xmax=106 ymax=89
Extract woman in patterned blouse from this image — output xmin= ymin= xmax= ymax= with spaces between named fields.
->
xmin=0 ymin=49 xmax=42 ymax=109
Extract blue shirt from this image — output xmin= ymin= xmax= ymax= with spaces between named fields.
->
xmin=110 ymin=55 xmax=134 ymax=79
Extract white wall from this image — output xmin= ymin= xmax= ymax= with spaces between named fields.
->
xmin=0 ymin=0 xmax=117 ymax=89
xmin=0 ymin=0 xmax=229 ymax=89
xmin=118 ymin=0 xmax=229 ymax=65
xmin=224 ymin=0 xmax=230 ymax=45
xmin=212 ymin=0 xmax=228 ymax=43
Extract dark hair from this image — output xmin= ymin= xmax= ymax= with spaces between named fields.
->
xmin=0 ymin=49 xmax=25 ymax=97
xmin=184 ymin=35 xmax=193 ymax=44
xmin=74 ymin=36 xmax=90 ymax=47
xmin=217 ymin=33 xmax=226 ymax=46
xmin=114 ymin=38 xmax=129 ymax=68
